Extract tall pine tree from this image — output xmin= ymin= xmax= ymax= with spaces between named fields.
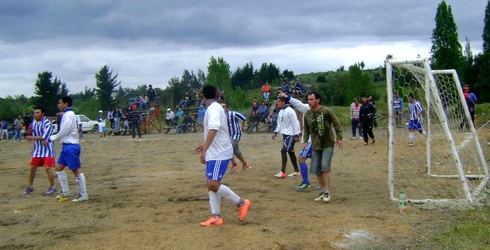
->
xmin=430 ymin=1 xmax=464 ymax=79
xmin=95 ymin=65 xmax=121 ymax=111
xmin=33 ymin=72 xmax=64 ymax=116
xmin=475 ymin=0 xmax=490 ymax=102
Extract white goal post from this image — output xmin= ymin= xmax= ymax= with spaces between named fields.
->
xmin=386 ymin=59 xmax=489 ymax=206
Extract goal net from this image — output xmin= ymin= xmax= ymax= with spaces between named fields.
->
xmin=386 ymin=59 xmax=489 ymax=207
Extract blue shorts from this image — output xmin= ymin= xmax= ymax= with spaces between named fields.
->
xmin=57 ymin=144 xmax=81 ymax=171
xmin=310 ymin=147 xmax=334 ymax=175
xmin=282 ymin=135 xmax=296 ymax=152
xmin=299 ymin=143 xmax=312 ymax=158
xmin=408 ymin=120 xmax=423 ymax=131
xmin=205 ymin=159 xmax=230 ymax=181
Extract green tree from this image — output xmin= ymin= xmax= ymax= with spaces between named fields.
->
xmin=206 ymin=56 xmax=231 ymax=93
xmin=475 ymin=0 xmax=490 ymax=102
xmin=33 ymin=71 xmax=62 ymax=116
xmin=430 ymin=0 xmax=464 ymax=78
xmin=346 ymin=64 xmax=373 ymax=105
xmin=95 ymin=65 xmax=121 ymax=111
xmin=463 ymin=38 xmax=478 ymax=87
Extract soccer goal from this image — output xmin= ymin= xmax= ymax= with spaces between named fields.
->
xmin=386 ymin=59 xmax=489 ymax=206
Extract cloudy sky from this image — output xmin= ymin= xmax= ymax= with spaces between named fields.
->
xmin=0 ymin=0 xmax=486 ymax=98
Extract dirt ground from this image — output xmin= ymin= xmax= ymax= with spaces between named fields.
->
xmin=1 ymin=126 xmax=489 ymax=250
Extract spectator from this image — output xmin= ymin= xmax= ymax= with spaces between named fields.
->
xmin=257 ymin=101 xmax=269 ymax=122
xmin=123 ymin=118 xmax=130 ymax=131
xmin=291 ymin=78 xmax=304 ymax=98
xmin=97 ymin=110 xmax=107 ymax=139
xmin=392 ymin=92 xmax=404 ymax=127
xmin=0 ymin=119 xmax=8 ymax=140
xmin=246 ymin=110 xmax=260 ymax=133
xmin=136 ymin=94 xmax=147 ymax=110
xmin=176 ymin=113 xmax=194 ymax=134
xmin=367 ymin=95 xmax=377 ymax=127
xmin=281 ymin=79 xmax=290 ymax=95
xmin=463 ymin=85 xmax=477 ymax=125
xmin=251 ymin=97 xmax=259 ymax=112
xmin=196 ymin=105 xmax=206 ymax=125
xmin=179 ymin=91 xmax=191 ymax=108
xmin=165 ymin=108 xmax=175 ymax=127
xmin=13 ymin=115 xmax=24 ymax=142
xmin=24 ymin=110 xmax=32 ymax=128
xmin=173 ymin=107 xmax=185 ymax=126
xmin=113 ymin=108 xmax=122 ymax=132
xmin=147 ymin=84 xmax=156 ymax=110
xmin=269 ymin=109 xmax=278 ymax=132
xmin=107 ymin=109 xmax=114 ymax=129
xmin=193 ymin=90 xmax=201 ymax=107
xmin=350 ymin=98 xmax=363 ymax=139
xmin=128 ymin=105 xmax=142 ymax=139
xmin=261 ymin=81 xmax=272 ymax=101
xmin=360 ymin=95 xmax=376 ymax=146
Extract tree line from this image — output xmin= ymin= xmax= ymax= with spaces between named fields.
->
xmin=1 ymin=0 xmax=489 ymax=123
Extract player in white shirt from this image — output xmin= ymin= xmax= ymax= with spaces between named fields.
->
xmin=45 ymin=96 xmax=89 ymax=202
xmin=194 ymin=85 xmax=251 ymax=227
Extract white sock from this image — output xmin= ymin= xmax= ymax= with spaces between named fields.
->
xmin=56 ymin=171 xmax=70 ymax=194
xmin=216 ymin=184 xmax=242 ymax=205
xmin=409 ymin=132 xmax=414 ymax=144
xmin=76 ymin=173 xmax=88 ymax=198
xmin=422 ymin=131 xmax=427 ymax=137
xmin=208 ymin=191 xmax=221 ymax=217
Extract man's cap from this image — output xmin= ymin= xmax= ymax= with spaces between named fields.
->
xmin=98 ymin=110 xmax=103 ymax=113
xmin=167 ymin=108 xmax=171 ymax=111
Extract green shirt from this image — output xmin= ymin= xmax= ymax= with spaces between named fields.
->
xmin=303 ymin=106 xmax=342 ymax=150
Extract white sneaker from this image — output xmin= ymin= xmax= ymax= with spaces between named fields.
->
xmin=322 ymin=192 xmax=331 ymax=202
xmin=72 ymin=195 xmax=89 ymax=202
xmin=314 ymin=192 xmax=325 ymax=202
xmin=288 ymin=172 xmax=300 ymax=177
xmin=274 ymin=172 xmax=286 ymax=178
xmin=351 ymin=137 xmax=355 ymax=140
xmin=359 ymin=137 xmax=363 ymax=140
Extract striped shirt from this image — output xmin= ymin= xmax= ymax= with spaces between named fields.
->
xmin=409 ymin=99 xmax=423 ymax=120
xmin=225 ymin=110 xmax=246 ymax=140
xmin=32 ymin=117 xmax=55 ymax=157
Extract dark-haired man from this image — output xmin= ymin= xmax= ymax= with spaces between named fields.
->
xmin=45 ymin=96 xmax=89 ymax=202
xmin=194 ymin=85 xmax=251 ymax=227
xmin=303 ymin=91 xmax=343 ymax=202
xmin=24 ymin=106 xmax=56 ymax=195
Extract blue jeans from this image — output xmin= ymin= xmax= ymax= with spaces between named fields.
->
xmin=351 ymin=119 xmax=362 ymax=137
xmin=14 ymin=128 xmax=22 ymax=141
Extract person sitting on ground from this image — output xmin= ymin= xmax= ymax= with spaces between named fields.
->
xmin=176 ymin=113 xmax=194 ymax=134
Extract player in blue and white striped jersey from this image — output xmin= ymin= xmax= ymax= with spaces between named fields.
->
xmin=408 ymin=93 xmax=426 ymax=146
xmin=221 ymin=102 xmax=250 ymax=172
xmin=24 ymin=107 xmax=57 ymax=195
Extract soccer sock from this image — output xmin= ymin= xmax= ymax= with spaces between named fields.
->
xmin=281 ymin=151 xmax=287 ymax=173
xmin=208 ymin=191 xmax=221 ymax=217
xmin=409 ymin=132 xmax=414 ymax=144
xmin=300 ymin=162 xmax=309 ymax=184
xmin=76 ymin=173 xmax=88 ymax=197
xmin=56 ymin=171 xmax=70 ymax=194
xmin=216 ymin=184 xmax=242 ymax=205
xmin=288 ymin=152 xmax=299 ymax=172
